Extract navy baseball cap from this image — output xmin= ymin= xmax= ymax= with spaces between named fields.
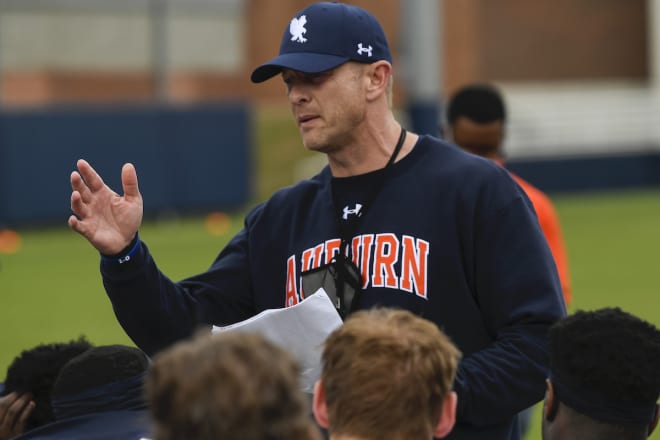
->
xmin=251 ymin=2 xmax=392 ymax=83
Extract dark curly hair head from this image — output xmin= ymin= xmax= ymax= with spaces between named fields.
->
xmin=51 ymin=344 xmax=149 ymax=399
xmin=446 ymin=84 xmax=506 ymax=125
xmin=549 ymin=308 xmax=660 ymax=421
xmin=2 ymin=336 xmax=93 ymax=431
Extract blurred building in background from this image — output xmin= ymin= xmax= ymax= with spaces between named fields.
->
xmin=0 ymin=0 xmax=658 ymax=224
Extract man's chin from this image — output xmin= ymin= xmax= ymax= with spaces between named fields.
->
xmin=301 ymin=137 xmax=329 ymax=154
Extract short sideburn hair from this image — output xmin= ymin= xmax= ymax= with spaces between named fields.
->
xmin=146 ymin=331 xmax=316 ymax=440
xmin=321 ymin=308 xmax=462 ymax=439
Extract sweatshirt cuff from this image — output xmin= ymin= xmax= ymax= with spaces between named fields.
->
xmin=100 ymin=234 xmax=140 ymax=264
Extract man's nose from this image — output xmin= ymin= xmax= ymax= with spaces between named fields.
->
xmin=287 ymin=82 xmax=310 ymax=104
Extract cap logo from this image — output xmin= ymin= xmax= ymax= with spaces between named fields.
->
xmin=357 ymin=43 xmax=373 ymax=57
xmin=289 ymin=15 xmax=308 ymax=43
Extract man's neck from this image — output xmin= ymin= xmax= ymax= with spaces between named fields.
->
xmin=330 ymin=432 xmax=427 ymax=440
xmin=327 ymin=124 xmax=419 ymax=178
xmin=330 ymin=434 xmax=382 ymax=440
xmin=330 ymin=435 xmax=368 ymax=440
xmin=546 ymin=421 xmax=648 ymax=440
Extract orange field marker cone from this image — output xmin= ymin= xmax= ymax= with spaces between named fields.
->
xmin=204 ymin=212 xmax=231 ymax=236
xmin=0 ymin=229 xmax=22 ymax=254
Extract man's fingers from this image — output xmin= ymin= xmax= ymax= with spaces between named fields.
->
xmin=68 ymin=214 xmax=79 ymax=230
xmin=68 ymin=214 xmax=85 ymax=235
xmin=121 ymin=163 xmax=141 ymax=200
xmin=0 ymin=393 xmax=32 ymax=438
xmin=76 ymin=159 xmax=106 ymax=193
xmin=70 ymin=191 xmax=89 ymax=221
xmin=70 ymin=171 xmax=93 ymax=204
xmin=13 ymin=400 xmax=35 ymax=436
xmin=69 ymin=192 xmax=92 ymax=238
xmin=0 ymin=392 xmax=18 ymax=417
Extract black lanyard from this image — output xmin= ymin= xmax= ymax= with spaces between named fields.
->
xmin=333 ymin=126 xmax=407 ymax=254
xmin=327 ymin=127 xmax=407 ymax=317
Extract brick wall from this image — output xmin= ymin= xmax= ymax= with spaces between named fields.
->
xmin=0 ymin=0 xmax=649 ymax=106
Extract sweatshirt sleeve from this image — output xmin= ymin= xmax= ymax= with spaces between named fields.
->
xmin=101 ymin=216 xmax=258 ymax=357
xmin=452 ymin=173 xmax=567 ymax=426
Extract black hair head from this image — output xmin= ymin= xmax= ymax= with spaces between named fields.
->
xmin=549 ymin=307 xmax=660 ymax=408
xmin=447 ymin=84 xmax=506 ymax=125
xmin=2 ymin=336 xmax=93 ymax=430
xmin=52 ymin=345 xmax=149 ymax=398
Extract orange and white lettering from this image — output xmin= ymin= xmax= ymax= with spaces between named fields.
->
xmin=290 ymin=233 xmax=429 ymax=306
xmin=301 ymin=243 xmax=326 ymax=273
xmin=358 ymin=234 xmax=374 ymax=288
xmin=285 ymin=255 xmax=300 ymax=307
xmin=372 ymin=233 xmax=399 ymax=289
xmin=300 ymin=248 xmax=314 ymax=272
xmin=350 ymin=236 xmax=361 ymax=265
xmin=311 ymin=243 xmax=324 ymax=270
xmin=325 ymin=238 xmax=342 ymax=264
xmin=400 ymin=235 xmax=429 ymax=298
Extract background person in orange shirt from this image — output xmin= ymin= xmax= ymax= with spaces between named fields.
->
xmin=445 ymin=84 xmax=572 ymax=437
xmin=445 ymin=84 xmax=572 ymax=307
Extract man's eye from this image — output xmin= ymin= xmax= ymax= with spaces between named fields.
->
xmin=282 ymin=71 xmax=330 ymax=88
xmin=305 ymin=72 xmax=332 ymax=84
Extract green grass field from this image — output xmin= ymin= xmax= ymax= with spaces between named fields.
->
xmin=2 ymin=188 xmax=659 ymax=439
xmin=524 ymin=187 xmax=660 ymax=439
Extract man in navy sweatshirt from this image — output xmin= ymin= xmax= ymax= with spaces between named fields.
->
xmin=68 ymin=3 xmax=566 ymax=439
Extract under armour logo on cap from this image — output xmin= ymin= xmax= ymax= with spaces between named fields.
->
xmin=357 ymin=43 xmax=373 ymax=57
xmin=251 ymin=1 xmax=392 ymax=83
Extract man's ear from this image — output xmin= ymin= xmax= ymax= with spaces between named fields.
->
xmin=433 ymin=391 xmax=457 ymax=438
xmin=312 ymin=380 xmax=329 ymax=430
xmin=648 ymin=404 xmax=660 ymax=437
xmin=543 ymin=378 xmax=559 ymax=422
xmin=364 ymin=61 xmax=391 ymax=101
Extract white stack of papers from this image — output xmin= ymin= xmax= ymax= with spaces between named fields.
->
xmin=212 ymin=288 xmax=343 ymax=393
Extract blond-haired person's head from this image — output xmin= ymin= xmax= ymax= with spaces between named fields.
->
xmin=313 ymin=308 xmax=461 ymax=440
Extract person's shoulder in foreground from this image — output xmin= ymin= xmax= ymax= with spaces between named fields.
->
xmin=542 ymin=307 xmax=660 ymax=440
xmin=146 ymin=330 xmax=321 ymax=440
xmin=313 ymin=308 xmax=462 ymax=440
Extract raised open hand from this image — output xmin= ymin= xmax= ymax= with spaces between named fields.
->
xmin=68 ymin=159 xmax=143 ymax=255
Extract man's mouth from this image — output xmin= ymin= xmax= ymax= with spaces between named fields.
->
xmin=298 ymin=115 xmax=318 ymax=125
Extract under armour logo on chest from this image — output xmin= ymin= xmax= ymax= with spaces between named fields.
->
xmin=342 ymin=203 xmax=363 ymax=220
